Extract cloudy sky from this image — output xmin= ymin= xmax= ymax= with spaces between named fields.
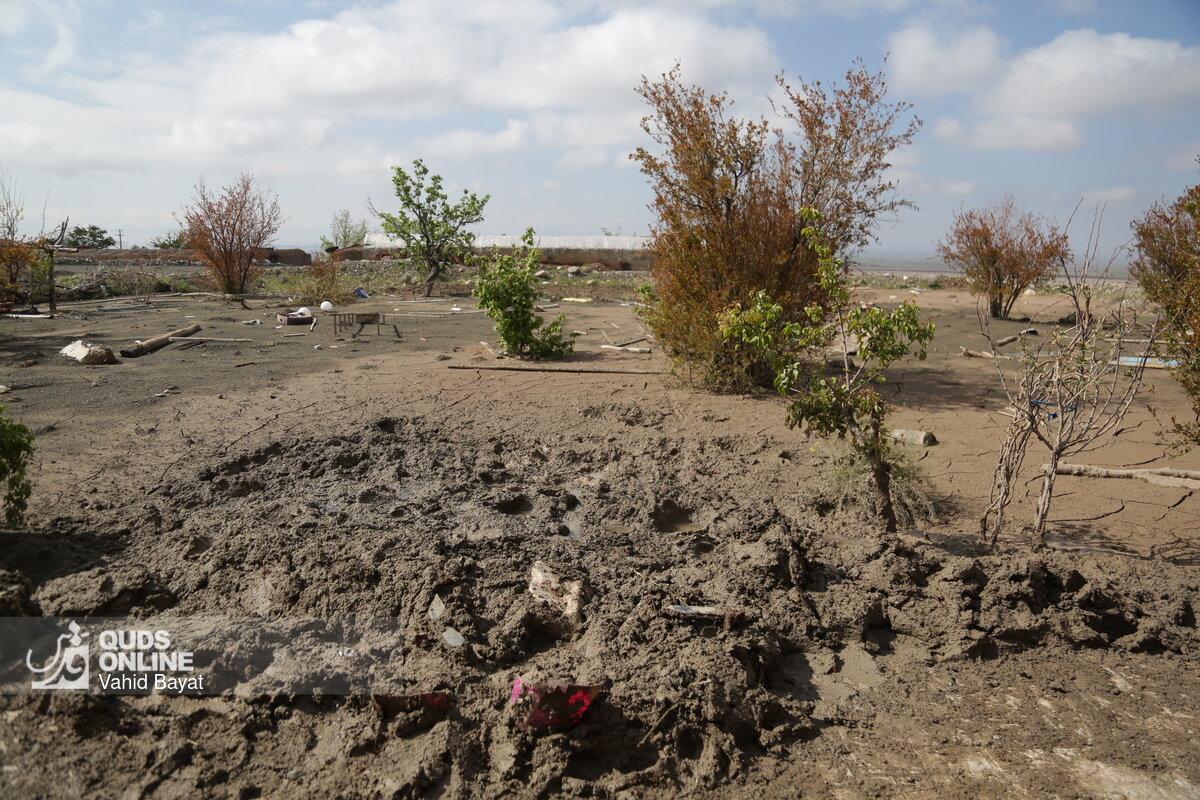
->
xmin=2 ymin=0 xmax=1198 ymax=262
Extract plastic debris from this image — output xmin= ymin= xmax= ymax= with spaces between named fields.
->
xmin=429 ymin=595 xmax=446 ymax=620
xmin=320 ymin=301 xmax=334 ymax=312
xmin=442 ymin=627 xmax=465 ymax=647
xmin=510 ymin=674 xmax=602 ymax=732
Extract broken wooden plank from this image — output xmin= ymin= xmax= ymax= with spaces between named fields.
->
xmin=601 ymin=344 xmax=651 ymax=354
xmin=167 ymin=336 xmax=252 ymax=343
xmin=120 ymin=323 xmax=202 ymax=358
xmin=614 ymin=336 xmax=647 ymax=348
xmin=448 ymin=364 xmax=661 ymax=375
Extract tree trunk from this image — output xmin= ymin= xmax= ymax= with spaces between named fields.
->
xmin=866 ymin=449 xmax=897 ymax=533
xmin=47 ymin=251 xmax=56 ymax=313
xmin=1031 ymin=450 xmax=1060 ymax=549
xmin=989 ymin=294 xmax=1003 ymax=319
xmin=423 ymin=258 xmax=441 ymax=298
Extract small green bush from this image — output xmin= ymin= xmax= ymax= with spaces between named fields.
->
xmin=474 ymin=229 xmax=574 ymax=361
xmin=0 ymin=405 xmax=33 ymax=527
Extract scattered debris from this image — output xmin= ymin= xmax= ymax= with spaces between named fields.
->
xmin=233 ymin=361 xmax=255 ymax=368
xmin=479 ymin=341 xmax=500 ymax=359
xmin=601 ymin=344 xmax=651 ymax=354
xmin=614 ymin=337 xmax=647 ymax=348
xmin=664 ymin=604 xmax=723 ymax=620
xmin=561 ymin=297 xmax=594 ymax=303
xmin=441 ymin=627 xmax=465 ymax=647
xmin=888 ymin=429 xmax=938 ymax=447
xmin=429 ymin=595 xmax=446 ymax=620
xmin=242 ymin=319 xmax=262 ymax=325
xmin=510 ymin=674 xmax=602 ymax=732
xmin=277 ymin=312 xmax=315 ymax=326
xmin=1110 ymin=356 xmax=1178 ymax=369
xmin=59 ymin=340 xmax=118 ymax=365
xmin=528 ymin=561 xmax=586 ymax=633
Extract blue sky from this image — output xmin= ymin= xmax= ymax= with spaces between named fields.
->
xmin=1 ymin=0 xmax=1198 ymax=263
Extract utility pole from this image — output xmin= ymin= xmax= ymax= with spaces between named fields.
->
xmin=117 ymin=229 xmax=123 ymax=250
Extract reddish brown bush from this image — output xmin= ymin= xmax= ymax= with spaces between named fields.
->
xmin=632 ymin=62 xmax=919 ymax=390
xmin=180 ymin=171 xmax=284 ymax=294
xmin=936 ymin=196 xmax=1071 ymax=319
xmin=1130 ymin=177 xmax=1200 ymax=445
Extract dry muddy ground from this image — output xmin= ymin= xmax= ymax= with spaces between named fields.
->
xmin=0 ymin=288 xmax=1198 ymax=799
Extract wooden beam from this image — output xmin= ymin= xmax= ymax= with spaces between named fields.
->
xmin=119 ymin=323 xmax=202 ymax=357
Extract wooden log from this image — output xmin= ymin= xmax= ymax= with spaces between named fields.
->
xmin=120 ymin=323 xmax=201 ymax=357
xmin=448 ymin=364 xmax=661 ymax=375
xmin=991 ymin=328 xmax=1039 ymax=347
xmin=960 ymin=347 xmax=1011 ymax=360
xmin=1054 ymin=462 xmax=1200 ymax=489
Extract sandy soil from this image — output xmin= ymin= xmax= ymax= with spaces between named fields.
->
xmin=0 ymin=287 xmax=1197 ymax=799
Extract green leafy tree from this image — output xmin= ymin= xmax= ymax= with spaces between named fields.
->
xmin=320 ymin=209 xmax=369 ymax=252
xmin=0 ymin=405 xmax=33 ymax=527
xmin=150 ymin=231 xmax=187 ymax=249
xmin=374 ymin=159 xmax=489 ymax=297
xmin=474 ymin=228 xmax=574 ymax=360
xmin=1129 ymin=174 xmax=1200 ymax=446
xmin=722 ymin=210 xmax=935 ymax=532
xmin=65 ymin=225 xmax=116 ymax=249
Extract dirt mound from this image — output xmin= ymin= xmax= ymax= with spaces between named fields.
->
xmin=7 ymin=411 xmax=1194 ymax=796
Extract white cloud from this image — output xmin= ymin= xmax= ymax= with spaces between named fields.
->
xmin=933 ymin=115 xmax=1083 ymax=151
xmin=1166 ymin=144 xmax=1200 ymax=172
xmin=889 ymin=24 xmax=1005 ymax=95
xmin=939 ymin=179 xmax=975 ymax=196
xmin=558 ymin=147 xmax=609 ymax=169
xmin=1080 ymin=185 xmax=1135 ymax=204
xmin=985 ymin=29 xmax=1200 ymax=118
xmin=421 ymin=120 xmax=529 ymax=159
xmin=898 ymin=25 xmax=1200 ymax=153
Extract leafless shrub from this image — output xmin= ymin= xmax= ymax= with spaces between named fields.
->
xmin=979 ymin=208 xmax=1159 ymax=549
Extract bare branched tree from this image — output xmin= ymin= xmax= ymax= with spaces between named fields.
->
xmin=0 ymin=166 xmax=25 ymax=242
xmin=179 ymin=171 xmax=284 ymax=294
xmin=978 ymin=208 xmax=1158 ymax=549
